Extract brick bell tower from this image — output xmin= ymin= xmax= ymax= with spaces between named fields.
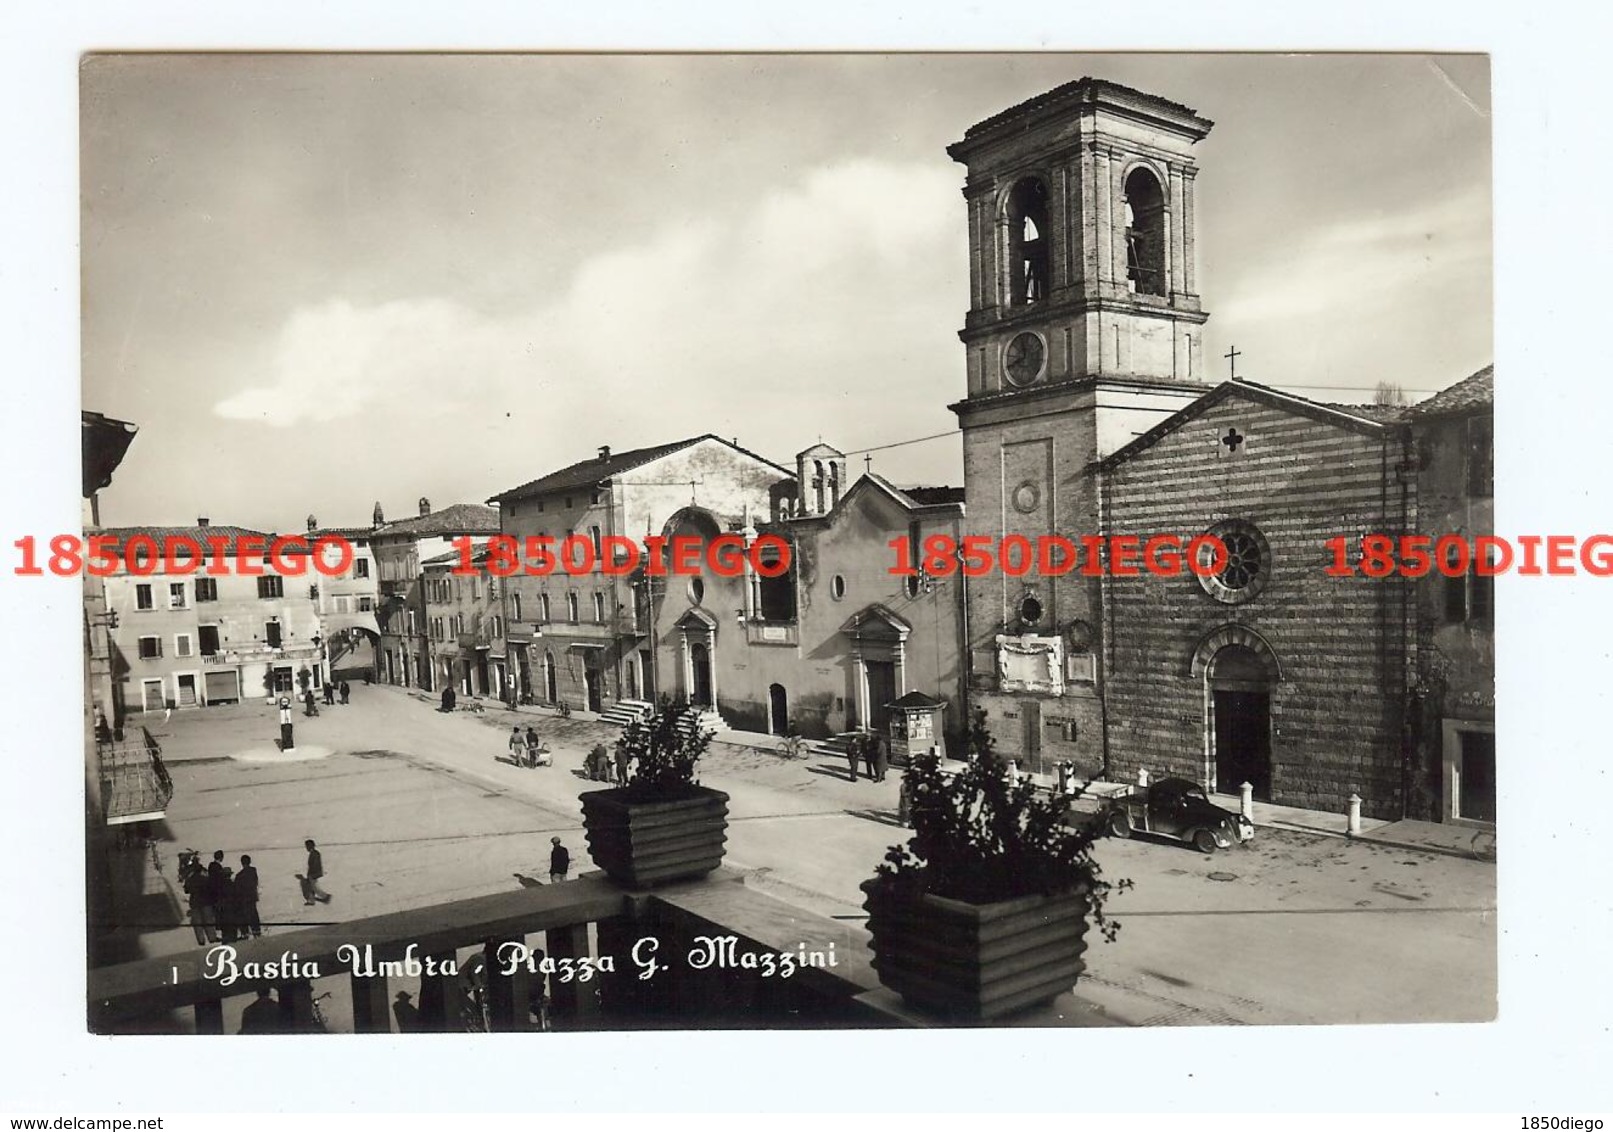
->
xmin=947 ymin=78 xmax=1214 ymax=774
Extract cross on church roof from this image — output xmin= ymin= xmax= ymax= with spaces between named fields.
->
xmin=1224 ymin=345 xmax=1242 ymax=381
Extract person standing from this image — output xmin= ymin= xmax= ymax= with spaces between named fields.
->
xmin=301 ymin=839 xmax=330 ymax=905
xmin=863 ymin=735 xmax=879 ymax=781
xmin=340 ymin=681 xmax=351 ymax=705
xmin=508 ymin=727 xmax=525 ymax=765
xmin=392 ymin=991 xmax=421 ymax=1033
xmin=184 ymin=857 xmax=216 ymax=945
xmin=323 ymin=681 xmax=336 ymax=706
xmin=235 ymin=855 xmax=262 ymax=939
xmin=206 ymin=850 xmax=230 ymax=941
xmin=613 ymin=743 xmax=630 ymax=785
xmin=240 ymin=988 xmax=280 ymax=1034
xmin=898 ymin=775 xmax=913 ymax=827
xmin=548 ymin=836 xmax=570 ymax=884
xmin=872 ymin=734 xmax=890 ymax=784
xmin=845 ymin=738 xmax=860 ymax=782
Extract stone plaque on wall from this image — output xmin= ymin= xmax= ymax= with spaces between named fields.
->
xmin=995 ymin=633 xmax=1064 ymax=695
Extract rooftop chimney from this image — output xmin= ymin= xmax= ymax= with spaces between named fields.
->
xmin=197 ymin=517 xmax=210 ymax=527
xmin=372 ymin=502 xmax=385 ymax=528
xmin=418 ymin=496 xmax=431 ymax=517
xmin=306 ymin=514 xmax=317 ymax=533
xmin=598 ymin=445 xmax=611 ymax=462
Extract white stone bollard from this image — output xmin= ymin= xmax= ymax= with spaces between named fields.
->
xmin=1347 ymin=793 xmax=1362 ymax=836
xmin=1239 ymin=781 xmax=1254 ymax=820
xmin=1138 ymin=767 xmax=1150 ymax=787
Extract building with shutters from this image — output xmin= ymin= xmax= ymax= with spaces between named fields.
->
xmin=98 ymin=522 xmax=328 ymax=712
xmin=488 ymin=436 xmax=791 ymax=715
xmin=422 ymin=542 xmax=506 ymax=697
xmin=369 ymin=499 xmax=501 ymax=691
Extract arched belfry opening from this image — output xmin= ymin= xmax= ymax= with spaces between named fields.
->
xmin=1123 ymin=166 xmax=1167 ymax=297
xmin=793 ymin=444 xmax=847 ymax=518
xmin=1006 ymin=177 xmax=1050 ymax=306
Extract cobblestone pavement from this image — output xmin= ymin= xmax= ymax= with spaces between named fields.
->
xmin=114 ymin=685 xmax=1496 ymax=1027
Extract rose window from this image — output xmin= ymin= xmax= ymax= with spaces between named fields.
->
xmin=1196 ymin=520 xmax=1271 ymax=605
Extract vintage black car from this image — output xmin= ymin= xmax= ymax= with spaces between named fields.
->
xmin=1100 ymin=776 xmax=1254 ymax=854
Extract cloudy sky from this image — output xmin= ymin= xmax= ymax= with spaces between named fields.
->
xmin=81 ymin=53 xmax=1491 ymax=532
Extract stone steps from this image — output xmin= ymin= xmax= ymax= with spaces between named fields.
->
xmin=674 ymin=707 xmax=726 ymax=739
xmin=599 ymin=699 xmax=655 ymax=728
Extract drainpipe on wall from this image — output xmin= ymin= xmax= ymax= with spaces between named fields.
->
xmin=1398 ymin=426 xmax=1418 ymax=821
xmin=1095 ymin=462 xmax=1113 ymax=783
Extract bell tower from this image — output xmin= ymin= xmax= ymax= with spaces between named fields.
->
xmin=947 ymin=78 xmax=1215 ymax=775
xmin=948 ymin=77 xmax=1213 ymax=395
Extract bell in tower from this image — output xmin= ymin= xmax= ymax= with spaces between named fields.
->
xmin=948 ymin=77 xmax=1213 ymax=395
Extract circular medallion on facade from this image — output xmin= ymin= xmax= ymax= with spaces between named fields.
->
xmin=1196 ymin=519 xmax=1272 ymax=605
xmin=1003 ymin=331 xmax=1046 ymax=387
xmin=1066 ymin=618 xmax=1096 ymax=652
xmin=1011 ymin=479 xmax=1041 ymax=514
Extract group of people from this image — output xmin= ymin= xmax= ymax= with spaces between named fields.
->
xmin=184 ymin=838 xmax=331 ymax=945
xmin=181 ymin=849 xmax=261 ymax=945
xmin=584 ymin=743 xmax=630 ymax=784
xmin=506 ymin=726 xmax=552 ymax=768
xmin=305 ymin=680 xmax=352 ymax=715
xmin=845 ymin=732 xmax=891 ymax=783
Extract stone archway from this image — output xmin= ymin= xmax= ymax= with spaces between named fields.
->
xmin=1191 ymin=626 xmax=1281 ymax=801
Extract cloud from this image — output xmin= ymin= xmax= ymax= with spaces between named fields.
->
xmin=1213 ymin=184 xmax=1491 ymax=326
xmin=212 ymin=159 xmax=962 ymax=431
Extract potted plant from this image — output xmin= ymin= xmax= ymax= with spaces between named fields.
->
xmin=861 ymin=707 xmax=1127 ymax=1021
xmin=579 ymin=695 xmax=730 ymax=887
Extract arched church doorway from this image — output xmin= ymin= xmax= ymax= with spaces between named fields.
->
xmin=1208 ymin=644 xmax=1273 ymax=799
xmin=690 ymin=642 xmax=713 ymax=708
xmin=768 ymin=684 xmax=788 ymax=736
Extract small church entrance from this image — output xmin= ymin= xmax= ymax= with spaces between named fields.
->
xmin=768 ymin=684 xmax=788 ymax=736
xmin=1208 ymin=644 xmax=1273 ymax=799
xmin=865 ymin=661 xmax=897 ymax=736
xmin=690 ymin=642 xmax=713 ymax=708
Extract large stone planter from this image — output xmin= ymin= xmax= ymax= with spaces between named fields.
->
xmin=579 ymin=786 xmax=730 ymax=888
xmin=860 ymin=879 xmax=1091 ymax=1020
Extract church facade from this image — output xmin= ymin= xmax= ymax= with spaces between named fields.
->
xmin=1096 ymin=383 xmax=1412 ymax=818
xmin=943 ymin=78 xmax=1490 ymax=822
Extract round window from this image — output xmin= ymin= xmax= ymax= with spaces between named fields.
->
xmin=1019 ymin=594 xmax=1044 ymax=625
xmin=1196 ymin=520 xmax=1272 ymax=605
xmin=688 ymin=577 xmax=705 ymax=605
xmin=831 ymin=574 xmax=847 ymax=600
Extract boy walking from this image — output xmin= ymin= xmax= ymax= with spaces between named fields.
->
xmin=548 ymin=837 xmax=570 ymax=884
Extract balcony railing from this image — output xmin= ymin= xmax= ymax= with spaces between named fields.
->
xmin=87 ymin=867 xmax=906 ymax=1034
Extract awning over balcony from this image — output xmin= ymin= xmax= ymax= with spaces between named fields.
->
xmin=99 ymin=736 xmax=174 ymax=825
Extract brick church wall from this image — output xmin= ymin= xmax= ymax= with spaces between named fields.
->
xmin=1103 ymin=394 xmax=1409 ymax=818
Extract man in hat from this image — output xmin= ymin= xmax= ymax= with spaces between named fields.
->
xmin=548 ymin=837 xmax=570 ymax=884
